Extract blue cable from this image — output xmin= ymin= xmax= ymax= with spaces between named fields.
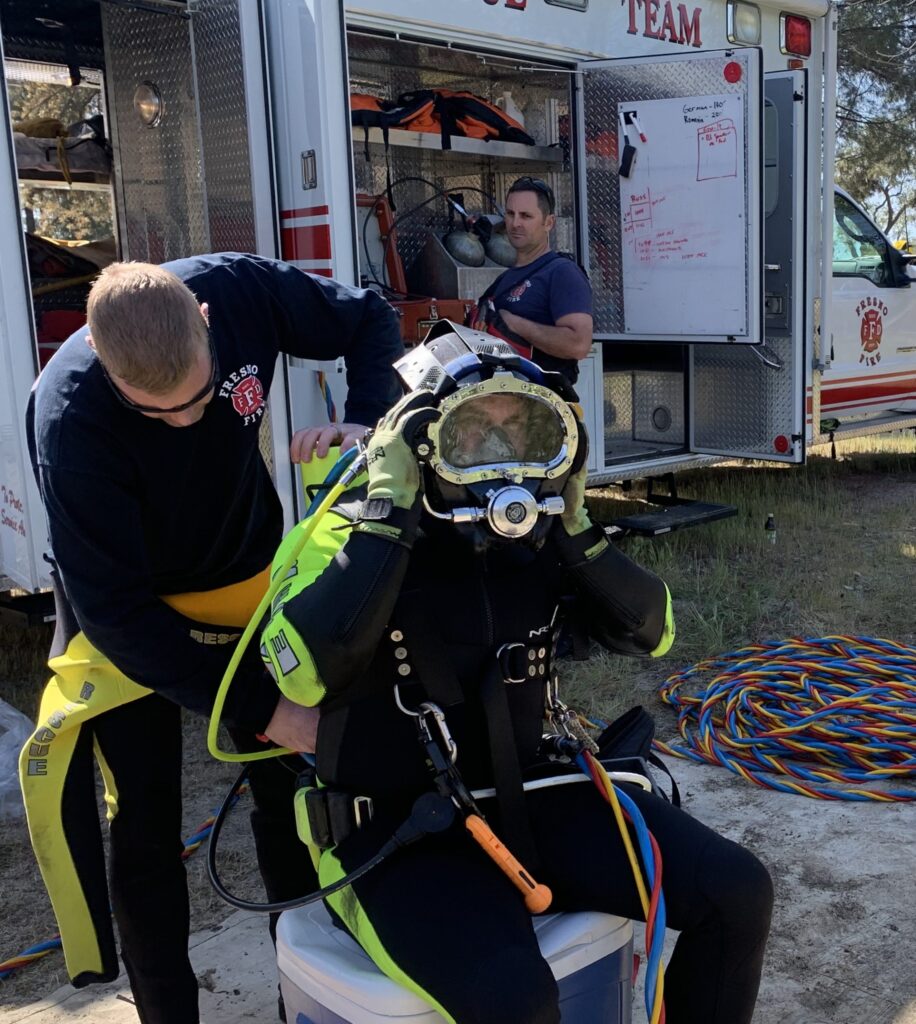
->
xmin=577 ymin=754 xmax=667 ymax=1021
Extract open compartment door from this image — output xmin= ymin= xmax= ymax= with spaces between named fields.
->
xmin=103 ymin=0 xmax=277 ymax=261
xmin=691 ymin=70 xmax=808 ymax=463
xmin=0 ymin=56 xmax=49 ymax=591
xmin=578 ymin=48 xmax=763 ymax=343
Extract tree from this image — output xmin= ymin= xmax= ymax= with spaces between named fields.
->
xmin=9 ymin=79 xmax=112 ymax=242
xmin=835 ymin=0 xmax=916 ymax=236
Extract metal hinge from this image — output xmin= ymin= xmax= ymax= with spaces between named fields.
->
xmin=301 ymin=150 xmax=317 ymax=191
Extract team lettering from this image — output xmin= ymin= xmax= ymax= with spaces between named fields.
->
xmin=625 ymin=0 xmax=703 ymax=46
xmin=480 ymin=0 xmax=703 ymax=48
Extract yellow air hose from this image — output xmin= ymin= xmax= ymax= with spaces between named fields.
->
xmin=207 ymin=449 xmax=366 ymax=762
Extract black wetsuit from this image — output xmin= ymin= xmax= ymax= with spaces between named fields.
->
xmin=273 ymin=498 xmax=774 ymax=1024
xmin=23 ymin=253 xmax=403 ymax=1024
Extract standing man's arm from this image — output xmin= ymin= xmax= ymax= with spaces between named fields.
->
xmin=239 ymin=258 xmax=403 ymax=459
xmin=497 ymin=258 xmax=593 ymax=362
xmin=497 ymin=310 xmax=593 ymax=361
xmin=36 ymin=463 xmax=284 ymax=735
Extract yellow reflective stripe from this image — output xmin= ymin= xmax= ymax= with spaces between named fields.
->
xmin=263 ymin=507 xmax=351 ymax=708
xmin=20 ymin=633 xmax=150 ymax=981
xmin=650 ymin=583 xmax=676 ymax=658
xmin=93 ymin=741 xmax=119 ymax=823
xmin=583 ymin=536 xmax=609 ymax=560
xmin=319 ymin=848 xmax=456 ymax=1024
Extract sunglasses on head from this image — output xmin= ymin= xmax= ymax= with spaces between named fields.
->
xmin=508 ymin=177 xmax=556 ymax=213
xmin=101 ymin=332 xmax=220 ymax=415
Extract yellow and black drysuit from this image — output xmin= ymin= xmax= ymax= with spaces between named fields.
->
xmin=259 ymin=405 xmax=772 ymax=1024
xmin=20 ymin=253 xmax=403 ymax=1024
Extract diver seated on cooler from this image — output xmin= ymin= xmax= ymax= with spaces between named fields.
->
xmin=260 ymin=323 xmax=773 ymax=1024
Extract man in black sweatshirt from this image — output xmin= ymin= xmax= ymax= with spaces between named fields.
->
xmin=21 ymin=253 xmax=402 ymax=1024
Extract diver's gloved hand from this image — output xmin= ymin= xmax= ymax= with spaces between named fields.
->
xmin=355 ymin=389 xmax=440 ymax=546
xmin=559 ymin=459 xmax=591 ymax=539
xmin=554 ymin=418 xmax=609 ymax=564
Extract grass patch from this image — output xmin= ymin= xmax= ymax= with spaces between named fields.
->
xmin=563 ymin=432 xmax=916 ymax=726
xmin=0 ymin=621 xmax=53 ymax=720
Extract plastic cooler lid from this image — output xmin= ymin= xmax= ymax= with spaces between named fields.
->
xmin=277 ymin=903 xmax=631 ymax=1016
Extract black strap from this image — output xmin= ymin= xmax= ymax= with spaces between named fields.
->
xmin=647 ymin=751 xmax=681 ymax=807
xmin=391 ymin=590 xmax=464 ymax=707
xmin=475 ymin=250 xmax=565 ymax=309
xmin=479 ymin=660 xmax=539 ymax=871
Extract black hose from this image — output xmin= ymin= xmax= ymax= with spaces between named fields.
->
xmin=206 ymin=770 xmax=456 ymax=913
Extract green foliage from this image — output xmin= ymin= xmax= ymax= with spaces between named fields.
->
xmin=19 ymin=185 xmax=113 ymax=242
xmin=8 ymin=80 xmax=100 ymax=127
xmin=836 ymin=0 xmax=916 ymax=234
xmin=10 ymin=79 xmax=112 ymax=242
xmin=564 ymin=433 xmax=916 ymax=728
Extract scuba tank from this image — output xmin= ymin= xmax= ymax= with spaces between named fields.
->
xmin=470 ymin=213 xmax=516 ymax=268
xmin=443 ymin=192 xmax=486 ymax=267
xmin=484 ymin=228 xmax=517 ymax=268
xmin=444 ymin=227 xmax=486 ymax=267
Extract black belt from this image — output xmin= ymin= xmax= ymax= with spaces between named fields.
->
xmin=300 ymin=783 xmax=375 ymax=851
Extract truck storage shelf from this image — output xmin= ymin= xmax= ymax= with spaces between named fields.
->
xmin=19 ymin=169 xmax=110 ymax=191
xmin=360 ymin=126 xmax=563 ymax=163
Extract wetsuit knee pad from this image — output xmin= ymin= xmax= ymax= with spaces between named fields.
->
xmin=462 ymin=944 xmax=560 ymax=1024
xmin=700 ymin=838 xmax=775 ymax=931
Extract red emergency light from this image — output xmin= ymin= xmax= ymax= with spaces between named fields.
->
xmin=781 ymin=14 xmax=812 ymax=57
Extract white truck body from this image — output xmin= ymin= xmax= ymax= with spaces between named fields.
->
xmin=1 ymin=0 xmax=913 ymax=592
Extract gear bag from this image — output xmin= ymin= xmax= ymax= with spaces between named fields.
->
xmin=350 ymin=89 xmax=535 ymax=153
xmin=596 ymin=705 xmax=680 ymax=806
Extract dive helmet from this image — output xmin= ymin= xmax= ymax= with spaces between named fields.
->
xmin=394 ymin=321 xmax=584 ymax=552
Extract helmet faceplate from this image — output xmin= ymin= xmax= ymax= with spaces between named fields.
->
xmin=393 ymin=322 xmax=583 ymax=552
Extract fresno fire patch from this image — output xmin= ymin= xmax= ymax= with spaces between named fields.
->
xmin=219 ymin=363 xmax=266 ymax=424
xmin=856 ymin=297 xmax=888 ymax=366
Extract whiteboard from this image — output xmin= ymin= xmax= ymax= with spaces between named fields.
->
xmin=618 ymin=94 xmax=747 ymax=336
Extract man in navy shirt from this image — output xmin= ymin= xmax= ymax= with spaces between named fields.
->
xmin=21 ymin=253 xmax=402 ymax=1023
xmin=471 ymin=177 xmax=593 ymax=384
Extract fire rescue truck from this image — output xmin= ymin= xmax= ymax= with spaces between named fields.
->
xmin=2 ymin=0 xmax=914 ymax=599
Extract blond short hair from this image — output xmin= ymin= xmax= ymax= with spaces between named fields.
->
xmin=86 ymin=262 xmax=208 ymax=394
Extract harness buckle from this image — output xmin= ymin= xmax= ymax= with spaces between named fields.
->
xmin=497 ymin=642 xmax=528 ymax=684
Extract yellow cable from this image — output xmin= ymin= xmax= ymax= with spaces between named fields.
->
xmin=592 ymin=757 xmax=649 ymax=909
xmin=591 ymin=755 xmax=665 ymax=1024
xmin=207 ymin=475 xmax=353 ymax=762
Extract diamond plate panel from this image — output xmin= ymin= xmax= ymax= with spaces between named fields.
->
xmin=193 ymin=0 xmax=258 ymax=254
xmin=603 ymin=372 xmax=633 ymax=447
xmin=633 ymin=370 xmax=684 ymax=443
xmin=692 ymin=334 xmax=796 ymax=452
xmin=348 ymin=33 xmax=574 ymax=291
xmin=103 ymin=4 xmax=208 ymax=262
xmin=582 ymin=55 xmax=752 ymax=335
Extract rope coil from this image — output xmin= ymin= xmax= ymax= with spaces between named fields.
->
xmin=656 ymin=635 xmax=916 ymax=801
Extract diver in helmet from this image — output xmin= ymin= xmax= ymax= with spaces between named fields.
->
xmin=261 ymin=323 xmax=773 ymax=1024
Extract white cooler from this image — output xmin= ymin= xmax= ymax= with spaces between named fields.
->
xmin=277 ymin=902 xmax=633 ymax=1023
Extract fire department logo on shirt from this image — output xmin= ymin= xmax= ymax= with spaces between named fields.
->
xmin=506 ymin=279 xmax=531 ymax=302
xmin=856 ymin=297 xmax=888 ymax=366
xmin=219 ymin=363 xmax=266 ymax=425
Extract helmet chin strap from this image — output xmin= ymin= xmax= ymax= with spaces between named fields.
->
xmin=423 ymin=485 xmax=565 ymax=539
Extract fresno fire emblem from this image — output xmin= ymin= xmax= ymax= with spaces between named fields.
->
xmin=507 ymin=279 xmax=530 ymax=302
xmin=856 ymin=297 xmax=888 ymax=366
xmin=231 ymin=376 xmax=264 ymax=417
xmin=219 ymin=363 xmax=266 ymax=425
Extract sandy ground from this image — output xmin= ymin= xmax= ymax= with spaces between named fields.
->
xmin=1 ymin=752 xmax=912 ymax=1024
